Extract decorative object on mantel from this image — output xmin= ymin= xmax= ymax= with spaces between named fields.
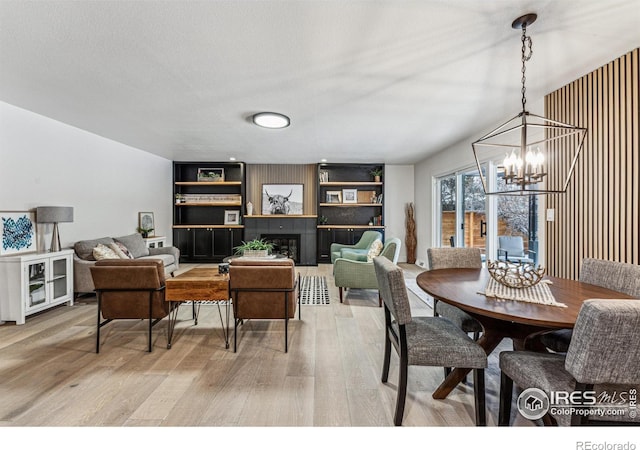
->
xmin=36 ymin=206 xmax=73 ymax=252
xmin=246 ymin=201 xmax=253 ymax=216
xmin=405 ymin=202 xmax=417 ymax=264
xmin=471 ymin=13 xmax=587 ymax=196
xmin=487 ymin=260 xmax=545 ymax=289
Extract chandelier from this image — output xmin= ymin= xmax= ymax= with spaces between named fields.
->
xmin=472 ymin=13 xmax=587 ymax=195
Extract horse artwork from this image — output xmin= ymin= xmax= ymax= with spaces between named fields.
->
xmin=261 ymin=184 xmax=304 ymax=215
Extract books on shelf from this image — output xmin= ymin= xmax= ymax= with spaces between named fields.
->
xmin=371 ymin=215 xmax=383 ymax=226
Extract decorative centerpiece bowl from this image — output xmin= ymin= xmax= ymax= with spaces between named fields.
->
xmin=487 ymin=260 xmax=545 ymax=289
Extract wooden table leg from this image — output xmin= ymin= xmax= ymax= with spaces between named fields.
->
xmin=432 ymin=331 xmax=504 ymax=399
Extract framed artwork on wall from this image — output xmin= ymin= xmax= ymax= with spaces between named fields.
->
xmin=1 ymin=211 xmax=37 ymax=255
xmin=262 ymin=184 xmax=304 ymax=215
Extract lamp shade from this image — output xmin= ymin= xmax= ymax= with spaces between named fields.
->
xmin=36 ymin=206 xmax=74 ymax=223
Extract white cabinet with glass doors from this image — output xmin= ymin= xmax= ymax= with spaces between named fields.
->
xmin=0 ymin=249 xmax=74 ymax=325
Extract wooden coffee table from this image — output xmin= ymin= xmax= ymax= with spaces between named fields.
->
xmin=165 ymin=268 xmax=231 ymax=349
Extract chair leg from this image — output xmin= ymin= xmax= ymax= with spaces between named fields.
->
xmin=297 ymin=274 xmax=301 ymax=320
xmin=339 ymin=287 xmax=343 ymax=303
xmin=234 ymin=318 xmax=238 ymax=353
xmin=148 ymin=292 xmax=153 ymax=352
xmin=498 ymin=371 xmax=513 ymax=426
xmin=381 ymin=309 xmax=392 ymax=383
xmin=473 ymin=369 xmax=486 ymax=426
xmin=394 ymin=350 xmax=408 ymax=426
xmin=378 ymin=291 xmax=382 ymax=307
xmin=284 ymin=292 xmax=289 ymax=353
xmin=96 ymin=293 xmax=102 ymax=354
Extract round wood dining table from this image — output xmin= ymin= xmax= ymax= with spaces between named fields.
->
xmin=416 ymin=268 xmax=634 ymax=399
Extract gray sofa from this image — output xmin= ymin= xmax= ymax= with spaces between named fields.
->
xmin=73 ymin=233 xmax=179 ymax=296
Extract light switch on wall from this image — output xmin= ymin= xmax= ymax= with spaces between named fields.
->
xmin=546 ymin=209 xmax=555 ymax=222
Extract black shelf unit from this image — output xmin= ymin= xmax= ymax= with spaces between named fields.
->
xmin=173 ymin=161 xmax=246 ymax=263
xmin=316 ymin=163 xmax=385 ymax=263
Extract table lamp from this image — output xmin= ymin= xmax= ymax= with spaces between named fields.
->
xmin=36 ymin=206 xmax=74 ymax=252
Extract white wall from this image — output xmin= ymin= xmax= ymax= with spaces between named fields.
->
xmin=0 ymin=101 xmax=173 ymax=251
xmin=384 ymin=165 xmax=414 ymax=263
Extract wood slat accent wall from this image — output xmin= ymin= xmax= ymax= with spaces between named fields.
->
xmin=545 ymin=48 xmax=639 ymax=279
xmin=246 ymin=164 xmax=317 ymax=215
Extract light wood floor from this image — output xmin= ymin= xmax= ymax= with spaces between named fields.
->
xmin=0 ymin=263 xmax=532 ymax=428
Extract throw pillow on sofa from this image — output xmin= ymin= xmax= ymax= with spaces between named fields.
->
xmin=109 ymin=242 xmax=134 ymax=259
xmin=93 ymin=244 xmax=120 ymax=260
xmin=114 ymin=233 xmax=149 ymax=258
xmin=74 ymin=237 xmax=115 ymax=260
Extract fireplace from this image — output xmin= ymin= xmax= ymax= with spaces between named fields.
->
xmin=261 ymin=234 xmax=300 ymax=263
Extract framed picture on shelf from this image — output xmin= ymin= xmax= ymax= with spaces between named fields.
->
xmin=326 ymin=191 xmax=342 ymax=203
xmin=224 ymin=210 xmax=240 ymax=225
xmin=197 ymin=167 xmax=225 ymax=182
xmin=138 ymin=212 xmax=155 ymax=236
xmin=262 ymin=184 xmax=304 ymax=215
xmin=0 ymin=210 xmax=37 ymax=255
xmin=342 ymin=189 xmax=358 ymax=204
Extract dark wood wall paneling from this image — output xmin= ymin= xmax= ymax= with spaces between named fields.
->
xmin=545 ymin=48 xmax=639 ymax=279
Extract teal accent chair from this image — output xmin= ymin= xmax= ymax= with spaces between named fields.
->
xmin=330 ymin=230 xmax=382 ymax=263
xmin=333 ymin=237 xmax=401 ymax=306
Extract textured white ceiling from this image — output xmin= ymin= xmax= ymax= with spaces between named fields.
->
xmin=1 ymin=1 xmax=639 ymax=164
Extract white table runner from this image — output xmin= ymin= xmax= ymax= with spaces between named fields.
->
xmin=480 ymin=278 xmax=567 ymax=308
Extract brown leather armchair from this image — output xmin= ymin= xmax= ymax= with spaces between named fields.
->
xmin=90 ymin=259 xmax=173 ymax=353
xmin=229 ymin=258 xmax=299 ymax=353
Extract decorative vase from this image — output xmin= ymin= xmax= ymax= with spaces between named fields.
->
xmin=405 ymin=202 xmax=417 ymax=264
xmin=246 ymin=201 xmax=253 ymax=216
xmin=374 ymin=175 xmax=381 ymax=182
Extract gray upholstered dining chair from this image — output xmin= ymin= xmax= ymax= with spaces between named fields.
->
xmin=539 ymin=258 xmax=640 ymax=353
xmin=426 ymin=247 xmax=484 ymax=338
xmin=373 ymin=256 xmax=487 ymax=426
xmin=499 ymin=299 xmax=640 ymax=426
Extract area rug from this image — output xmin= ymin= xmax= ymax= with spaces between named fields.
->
xmin=404 ymin=277 xmax=434 ymax=310
xmin=299 ymin=275 xmax=330 ymax=305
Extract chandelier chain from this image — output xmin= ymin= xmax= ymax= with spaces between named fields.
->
xmin=520 ymin=26 xmax=533 ymax=112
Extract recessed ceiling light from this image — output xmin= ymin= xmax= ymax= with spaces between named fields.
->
xmin=252 ymin=112 xmax=290 ymax=129
xmin=321 ymin=159 xmax=327 ymax=162
xmin=229 ymin=157 xmax=236 ymax=161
